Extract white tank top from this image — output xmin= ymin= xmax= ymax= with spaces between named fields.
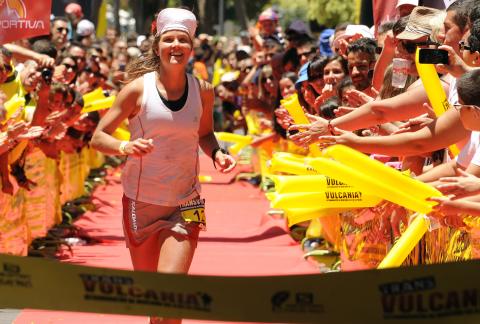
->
xmin=122 ymin=72 xmax=203 ymax=206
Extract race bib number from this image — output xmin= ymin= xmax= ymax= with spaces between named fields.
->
xmin=180 ymin=198 xmax=206 ymax=229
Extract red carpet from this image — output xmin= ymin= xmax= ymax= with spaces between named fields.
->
xmin=14 ymin=155 xmax=318 ymax=324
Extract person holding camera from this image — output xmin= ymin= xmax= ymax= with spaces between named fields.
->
xmin=91 ymin=8 xmax=236 ymax=323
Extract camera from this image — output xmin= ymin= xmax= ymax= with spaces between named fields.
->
xmin=418 ymin=49 xmax=449 ymax=65
xmin=41 ymin=68 xmax=53 ymax=85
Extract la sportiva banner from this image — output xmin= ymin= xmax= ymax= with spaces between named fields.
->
xmin=0 ymin=0 xmax=52 ymax=44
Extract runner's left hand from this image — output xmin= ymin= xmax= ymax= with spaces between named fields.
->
xmin=214 ymin=151 xmax=236 ymax=173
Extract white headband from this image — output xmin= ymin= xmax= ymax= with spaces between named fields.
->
xmin=156 ymin=8 xmax=197 ymax=40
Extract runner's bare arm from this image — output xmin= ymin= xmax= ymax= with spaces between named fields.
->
xmin=90 ymin=78 xmax=144 ymax=155
xmin=197 ymin=79 xmax=219 ymax=155
xmin=197 ymin=79 xmax=236 ymax=172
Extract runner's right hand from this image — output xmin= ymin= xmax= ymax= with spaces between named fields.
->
xmin=124 ymin=138 xmax=154 ymax=157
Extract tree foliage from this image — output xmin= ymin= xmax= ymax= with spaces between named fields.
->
xmin=308 ymin=0 xmax=356 ymax=26
xmin=270 ymin=0 xmax=356 ymax=28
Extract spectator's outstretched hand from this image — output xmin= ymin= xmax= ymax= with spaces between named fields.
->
xmin=34 ymin=53 xmax=55 ymax=68
xmin=318 ymin=128 xmax=358 ymax=148
xmin=334 ymin=106 xmax=356 ymax=117
xmin=344 ymin=89 xmax=375 ymax=107
xmin=17 ymin=125 xmax=44 ymax=140
xmin=435 ymin=169 xmax=480 ymax=199
xmin=274 ymin=108 xmax=293 ymax=130
xmin=288 ymin=115 xmax=329 ymax=146
xmin=428 ymin=196 xmax=467 ymax=228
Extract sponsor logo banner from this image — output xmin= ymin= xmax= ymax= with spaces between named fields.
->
xmin=0 ymin=0 xmax=51 ymax=44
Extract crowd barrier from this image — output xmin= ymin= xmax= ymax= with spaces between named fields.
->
xmin=0 ymin=146 xmax=105 ymax=256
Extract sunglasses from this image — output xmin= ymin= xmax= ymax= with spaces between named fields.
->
xmin=72 ymin=56 xmax=86 ymax=62
xmin=453 ymin=103 xmax=480 ymax=111
xmin=56 ymin=27 xmax=69 ymax=33
xmin=400 ymin=40 xmax=440 ymax=54
xmin=240 ymin=65 xmax=253 ymax=73
xmin=459 ymin=41 xmax=473 ymax=52
xmin=1 ymin=63 xmax=13 ymax=74
xmin=93 ymin=71 xmax=108 ymax=80
xmin=297 ymin=48 xmax=315 ymax=57
xmin=62 ymin=63 xmax=77 ymax=71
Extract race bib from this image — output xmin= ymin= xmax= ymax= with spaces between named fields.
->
xmin=180 ymin=198 xmax=206 ymax=229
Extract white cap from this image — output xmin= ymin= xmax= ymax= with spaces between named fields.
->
xmin=220 ymin=71 xmax=239 ymax=83
xmin=396 ymin=0 xmax=419 ymax=9
xmin=76 ymin=19 xmax=95 ymax=37
xmin=127 ymin=47 xmax=141 ymax=58
xmin=136 ymin=35 xmax=147 ymax=47
xmin=332 ymin=24 xmax=374 ymax=49
xmin=155 ymin=8 xmax=197 ymax=40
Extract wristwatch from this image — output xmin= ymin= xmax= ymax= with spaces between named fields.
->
xmin=211 ymin=147 xmax=229 ymax=169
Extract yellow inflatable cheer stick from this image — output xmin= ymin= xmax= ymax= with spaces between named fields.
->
xmin=82 ymin=88 xmax=106 ymax=106
xmin=244 ymin=113 xmax=260 ymax=135
xmin=323 ymin=145 xmax=442 ymax=213
xmin=308 ymin=156 xmax=432 ymax=214
xmin=272 ymin=152 xmax=311 ymax=165
xmin=215 ymin=132 xmax=253 ymax=145
xmin=228 ymin=142 xmax=244 ymax=155
xmin=3 ymin=94 xmax=25 ymax=123
xmin=268 ymin=155 xmax=319 ymax=175
xmin=198 ymin=175 xmax=212 ymax=183
xmin=377 ymin=213 xmax=430 ymax=269
xmin=270 ymin=191 xmax=381 ymax=209
xmin=269 ymin=175 xmax=352 ymax=194
xmin=307 ymin=154 xmax=436 ymax=267
xmin=82 ymin=96 xmax=116 ymax=113
xmin=112 ymin=127 xmax=130 ymax=141
xmin=281 ymin=93 xmax=322 ymax=157
xmin=285 ymin=207 xmax=345 ymax=227
xmin=415 ymin=48 xmax=460 ymax=156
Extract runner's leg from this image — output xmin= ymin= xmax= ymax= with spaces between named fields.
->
xmin=150 ymin=230 xmax=199 ymax=324
xmin=128 ymin=231 xmax=161 ymax=271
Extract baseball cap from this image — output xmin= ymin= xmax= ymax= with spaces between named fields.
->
xmin=258 ymin=8 xmax=279 ymax=22
xmin=285 ymin=20 xmax=312 ymax=40
xmin=319 ymin=28 xmax=335 ymax=57
xmin=396 ymin=0 xmax=419 ymax=9
xmin=396 ymin=6 xmax=443 ymax=41
xmin=332 ymin=25 xmax=374 ymax=50
xmin=155 ymin=8 xmax=197 ymax=40
xmin=295 ymin=62 xmax=310 ymax=88
xmin=76 ymin=19 xmax=95 ymax=37
xmin=65 ymin=3 xmax=83 ymax=18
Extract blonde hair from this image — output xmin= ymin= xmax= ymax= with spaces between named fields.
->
xmin=430 ymin=11 xmax=447 ymax=43
xmin=125 ymin=35 xmax=161 ymax=82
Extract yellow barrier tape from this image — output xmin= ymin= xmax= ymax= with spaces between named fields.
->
xmin=1 ymin=254 xmax=480 ymax=322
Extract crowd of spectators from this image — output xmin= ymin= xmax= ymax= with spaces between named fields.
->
xmin=206 ymin=0 xmax=480 ymax=230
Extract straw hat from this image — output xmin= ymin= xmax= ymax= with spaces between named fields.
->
xmin=396 ymin=6 xmax=443 ymax=41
